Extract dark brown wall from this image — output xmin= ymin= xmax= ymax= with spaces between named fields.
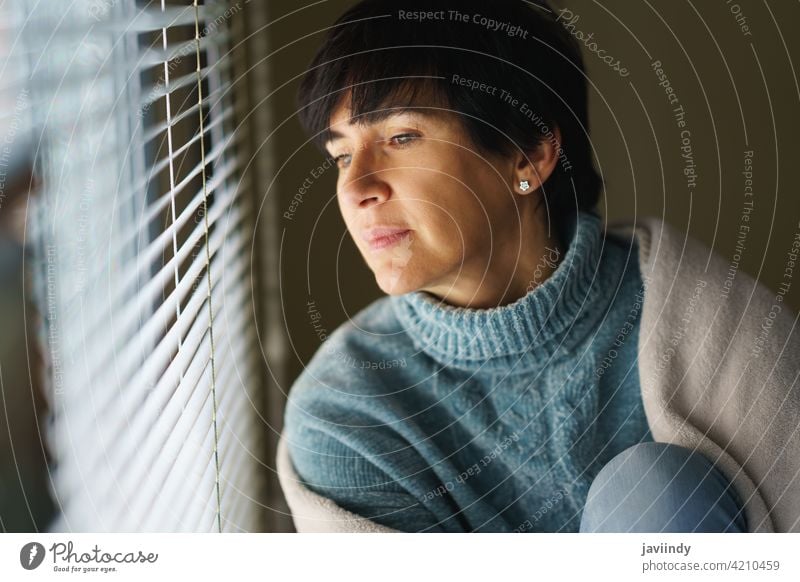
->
xmin=265 ymin=0 xmax=367 ymax=389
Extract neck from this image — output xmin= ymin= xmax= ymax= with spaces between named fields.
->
xmin=390 ymin=210 xmax=609 ymax=373
xmin=421 ymin=206 xmax=564 ymax=309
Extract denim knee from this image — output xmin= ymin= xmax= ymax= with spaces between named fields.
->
xmin=579 ymin=442 xmax=748 ymax=533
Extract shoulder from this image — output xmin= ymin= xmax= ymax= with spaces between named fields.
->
xmin=288 ymin=296 xmax=417 ymax=409
xmin=281 ymin=298 xmax=445 ymax=530
xmin=283 ymin=294 xmax=424 ymax=482
xmin=282 ymin=395 xmax=439 ymax=530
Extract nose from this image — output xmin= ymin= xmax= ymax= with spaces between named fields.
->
xmin=339 ymin=147 xmax=391 ymax=209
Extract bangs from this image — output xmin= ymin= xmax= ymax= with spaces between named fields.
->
xmin=344 ymin=74 xmax=451 ymax=127
xmin=299 ymin=44 xmax=456 ymax=153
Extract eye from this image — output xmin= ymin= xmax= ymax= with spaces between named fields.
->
xmin=331 ymin=153 xmax=351 ymax=168
xmin=388 ymin=133 xmax=420 ymax=147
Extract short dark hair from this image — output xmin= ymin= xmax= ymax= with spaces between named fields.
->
xmin=297 ymin=0 xmax=602 ymax=239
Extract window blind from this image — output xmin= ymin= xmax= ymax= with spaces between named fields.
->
xmin=21 ymin=0 xmax=262 ymax=532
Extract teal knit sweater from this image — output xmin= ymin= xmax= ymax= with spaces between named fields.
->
xmin=283 ymin=211 xmax=653 ymax=532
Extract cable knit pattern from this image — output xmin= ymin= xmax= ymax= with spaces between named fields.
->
xmin=284 ymin=211 xmax=653 ymax=532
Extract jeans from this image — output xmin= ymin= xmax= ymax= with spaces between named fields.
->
xmin=579 ymin=442 xmax=748 ymax=532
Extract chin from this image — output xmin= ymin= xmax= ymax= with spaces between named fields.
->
xmin=374 ymin=269 xmax=421 ymax=296
xmin=375 ymin=276 xmax=413 ymax=295
xmin=369 ymin=246 xmax=422 ymax=295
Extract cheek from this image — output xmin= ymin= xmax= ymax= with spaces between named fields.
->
xmin=337 ymin=191 xmax=353 ymax=226
xmin=440 ymin=200 xmax=492 ymax=249
xmin=408 ymin=210 xmax=485 ymax=275
xmin=409 ymin=183 xmax=494 ymax=262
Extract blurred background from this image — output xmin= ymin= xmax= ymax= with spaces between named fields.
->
xmin=1 ymin=0 xmax=798 ymax=533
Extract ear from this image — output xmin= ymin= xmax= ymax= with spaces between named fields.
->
xmin=513 ymin=126 xmax=562 ymax=195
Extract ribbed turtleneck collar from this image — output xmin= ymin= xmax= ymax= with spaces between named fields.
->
xmin=390 ymin=211 xmax=617 ymax=373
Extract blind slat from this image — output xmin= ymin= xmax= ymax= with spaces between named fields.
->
xmin=139 ymin=352 xmax=256 ymax=531
xmin=59 ymin=155 xmax=239 ymax=357
xmin=64 ymin=185 xmax=243 ymax=393
xmin=23 ymin=4 xmax=227 ymax=37
xmin=138 ymin=30 xmax=231 ymax=70
xmin=56 ymin=221 xmax=249 ymax=473
xmin=139 ymin=55 xmax=233 ymax=109
xmin=142 ymin=82 xmax=232 ymax=143
xmin=60 ymin=207 xmax=245 ymax=423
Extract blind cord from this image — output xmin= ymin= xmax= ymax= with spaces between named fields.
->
xmin=193 ymin=0 xmax=222 ymax=534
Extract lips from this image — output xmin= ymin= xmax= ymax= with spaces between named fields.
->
xmin=361 ymin=227 xmax=412 ymax=251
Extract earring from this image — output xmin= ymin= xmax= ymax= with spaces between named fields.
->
xmin=519 ymin=180 xmax=530 ymax=192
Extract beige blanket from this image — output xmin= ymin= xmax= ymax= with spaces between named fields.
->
xmin=277 ymin=216 xmax=800 ymax=532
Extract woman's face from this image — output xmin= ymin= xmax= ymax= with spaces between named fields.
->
xmin=325 ymin=100 xmax=551 ymax=307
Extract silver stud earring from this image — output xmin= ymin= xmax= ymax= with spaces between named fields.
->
xmin=519 ymin=180 xmax=530 ymax=192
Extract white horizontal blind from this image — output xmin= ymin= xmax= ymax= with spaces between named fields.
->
xmin=23 ymin=0 xmax=261 ymax=532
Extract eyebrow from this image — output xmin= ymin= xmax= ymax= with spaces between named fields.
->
xmin=324 ymin=108 xmax=440 ymax=148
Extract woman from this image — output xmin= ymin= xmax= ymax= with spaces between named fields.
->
xmin=278 ymin=0 xmax=788 ymax=533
